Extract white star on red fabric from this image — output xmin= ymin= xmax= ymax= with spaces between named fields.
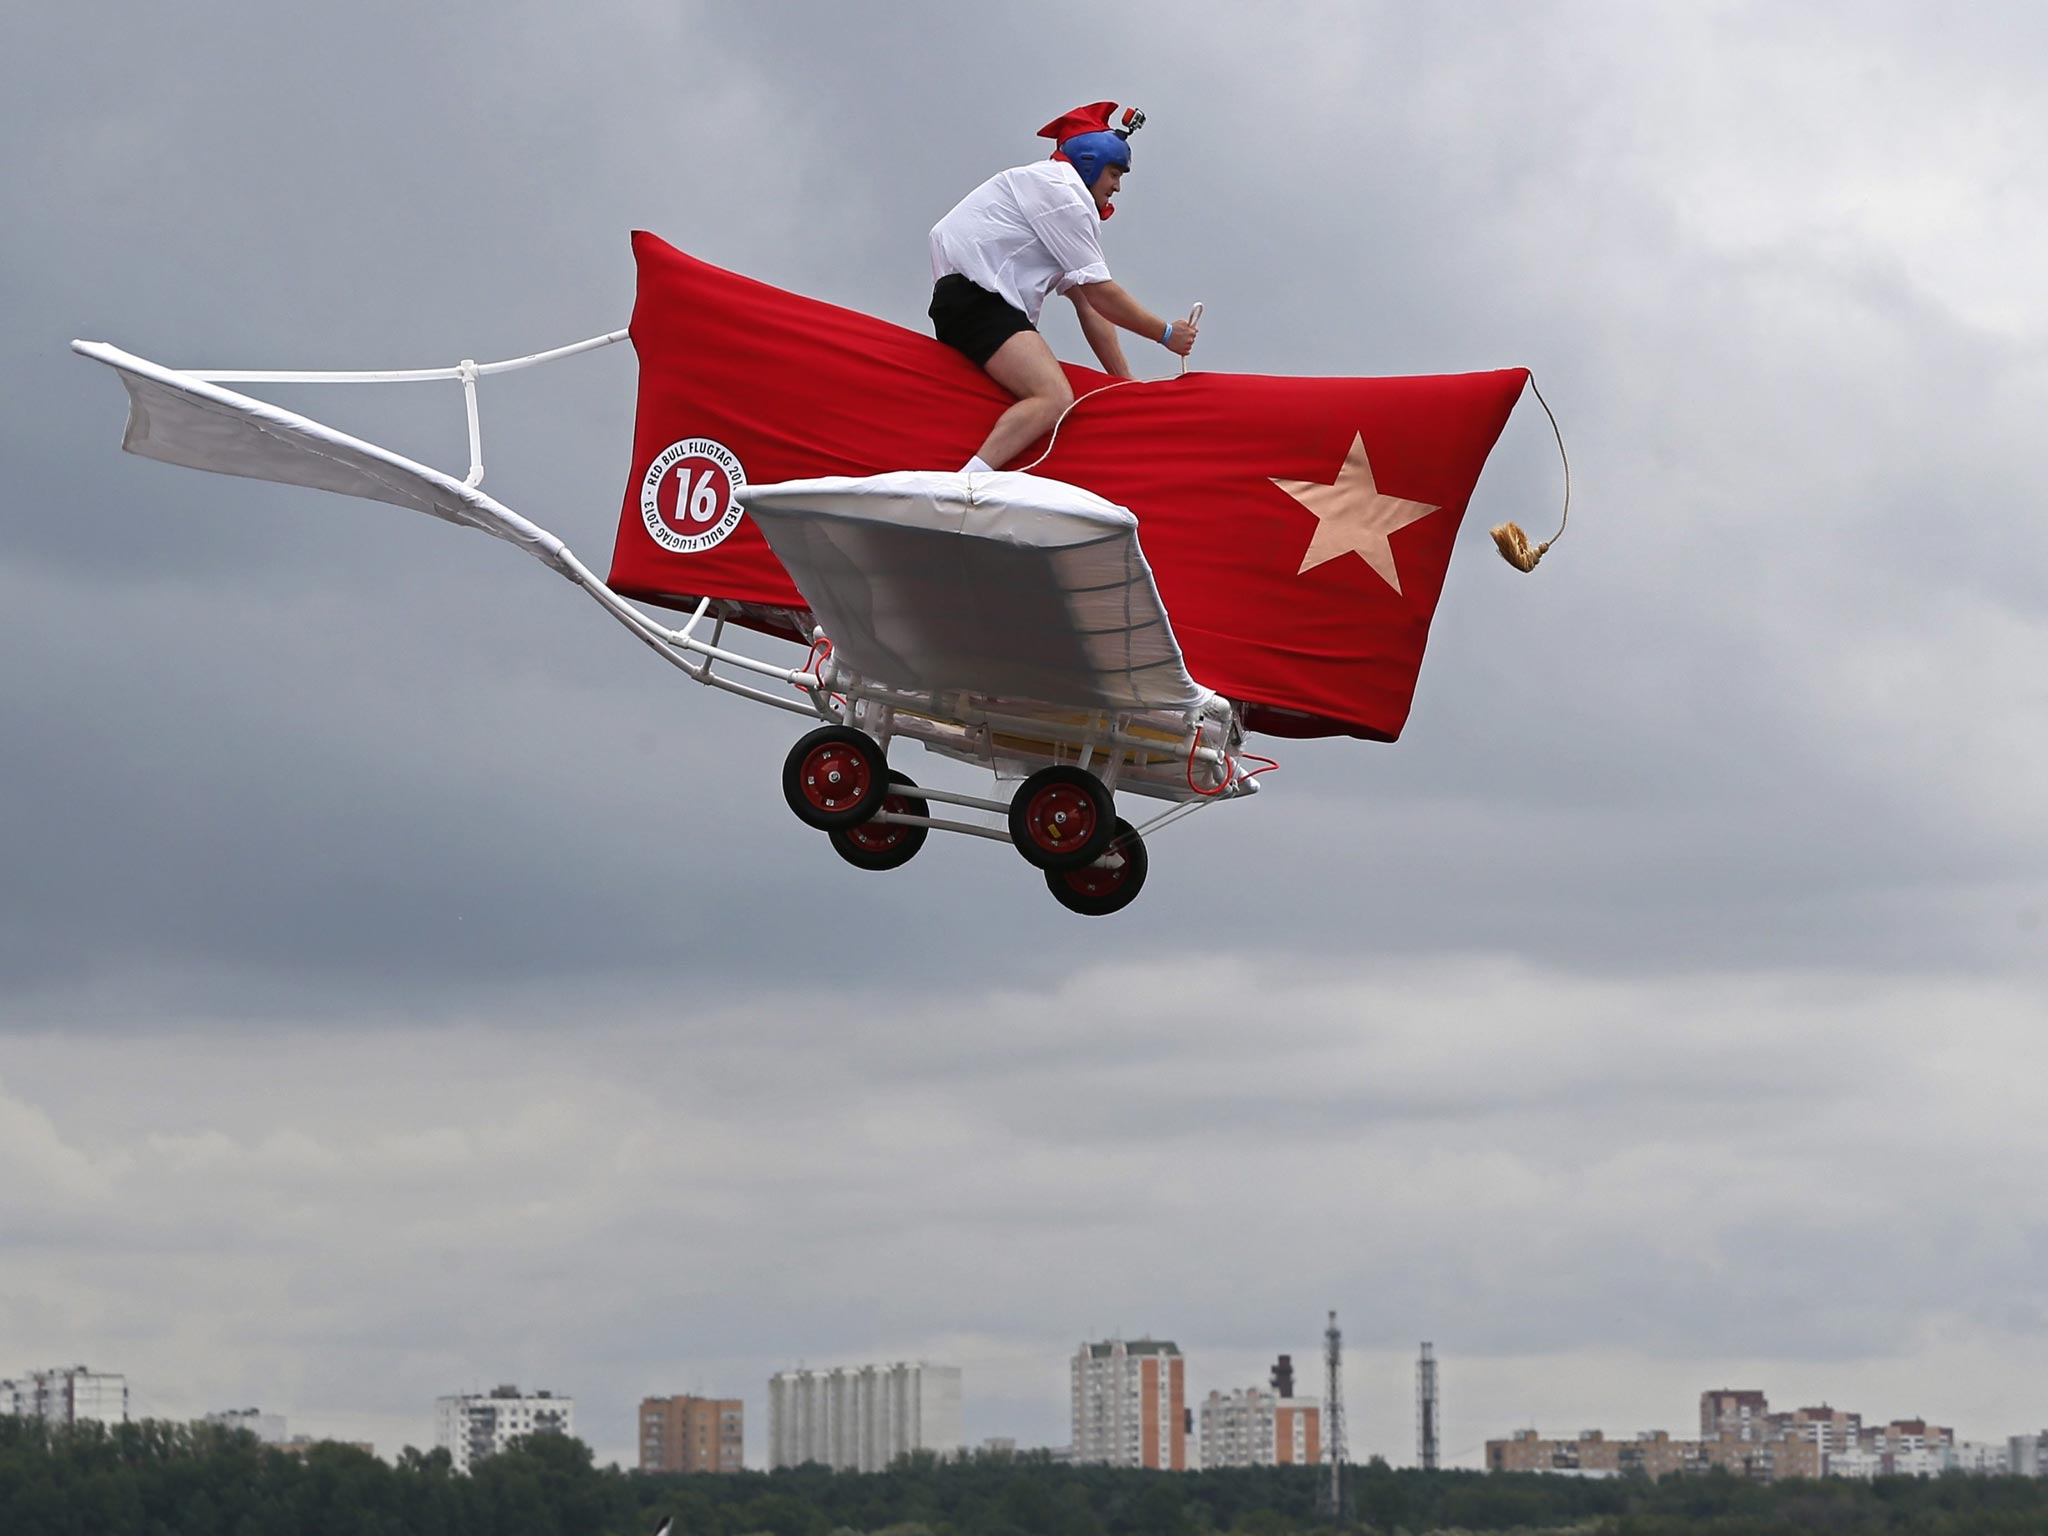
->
xmin=1270 ymin=433 xmax=1441 ymax=593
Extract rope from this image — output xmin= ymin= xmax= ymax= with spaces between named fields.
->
xmin=1488 ymin=372 xmax=1571 ymax=573
xmin=1014 ymin=301 xmax=1201 ymax=472
xmin=1015 ymin=377 xmax=1144 ymax=474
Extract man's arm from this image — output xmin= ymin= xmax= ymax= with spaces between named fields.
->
xmin=1071 ymin=281 xmax=1198 ymax=357
xmin=1072 ymin=291 xmax=1133 ymax=378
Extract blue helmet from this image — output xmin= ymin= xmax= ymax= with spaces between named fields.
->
xmin=1059 ymin=128 xmax=1131 ymax=190
xmin=1036 ymin=103 xmax=1144 ymax=193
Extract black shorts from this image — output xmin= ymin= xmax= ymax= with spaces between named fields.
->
xmin=929 ymin=274 xmax=1034 ymax=366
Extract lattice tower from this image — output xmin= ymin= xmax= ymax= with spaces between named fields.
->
xmin=1317 ymin=1310 xmax=1347 ymax=1522
xmin=1417 ymin=1342 xmax=1439 ymax=1471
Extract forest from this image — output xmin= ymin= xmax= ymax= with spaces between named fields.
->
xmin=5 ymin=1417 xmax=2048 ymax=1536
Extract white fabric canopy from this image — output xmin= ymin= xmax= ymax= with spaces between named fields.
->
xmin=69 ymin=341 xmax=571 ymax=570
xmin=741 ymin=470 xmax=1206 ymax=713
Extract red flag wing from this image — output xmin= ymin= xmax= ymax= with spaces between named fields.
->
xmin=611 ymin=233 xmax=1526 ymax=741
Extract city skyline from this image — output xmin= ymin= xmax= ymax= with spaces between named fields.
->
xmin=20 ymin=1345 xmax=2048 ymax=1482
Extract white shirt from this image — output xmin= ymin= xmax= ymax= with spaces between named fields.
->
xmin=928 ymin=159 xmax=1112 ymax=324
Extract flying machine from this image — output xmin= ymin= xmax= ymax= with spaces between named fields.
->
xmin=73 ymin=234 xmax=1554 ymax=915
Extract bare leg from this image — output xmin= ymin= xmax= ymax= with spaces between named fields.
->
xmin=973 ymin=330 xmax=1075 ymax=469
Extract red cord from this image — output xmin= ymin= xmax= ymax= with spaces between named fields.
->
xmin=1186 ymin=732 xmax=1237 ymax=797
xmin=1238 ymin=753 xmax=1281 ymax=781
xmin=796 ymin=637 xmax=847 ymax=709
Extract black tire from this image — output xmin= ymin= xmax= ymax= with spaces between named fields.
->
xmin=1007 ymin=764 xmax=1114 ymax=870
xmin=827 ymin=771 xmax=930 ymax=871
xmin=1045 ymin=818 xmax=1148 ymax=916
xmin=782 ymin=724 xmax=886 ymax=831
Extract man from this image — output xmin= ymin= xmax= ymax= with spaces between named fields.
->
xmin=928 ymin=101 xmax=1199 ymax=472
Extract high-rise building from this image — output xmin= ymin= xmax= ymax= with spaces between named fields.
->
xmin=1768 ymin=1403 xmax=1860 ymax=1457
xmin=434 ymin=1386 xmax=575 ymax=1474
xmin=768 ymin=1362 xmax=961 ymax=1472
xmin=2 ymin=1367 xmax=128 ymax=1428
xmin=1856 ymin=1417 xmax=1954 ymax=1478
xmin=203 ymin=1407 xmax=287 ymax=1444
xmin=1277 ymin=1378 xmax=1317 ymax=1467
xmin=640 ymin=1394 xmax=744 ymax=1473
xmin=1822 ymin=1420 xmax=1955 ymax=1481
xmin=1071 ymin=1339 xmax=1185 ymax=1470
xmin=2009 ymin=1431 xmax=2047 ymax=1478
xmin=1199 ymin=1385 xmax=1323 ymax=1468
xmin=1950 ymin=1440 xmax=2010 ymax=1475
xmin=1700 ymin=1388 xmax=1771 ymax=1441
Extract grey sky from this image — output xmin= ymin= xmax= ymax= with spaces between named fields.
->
xmin=4 ymin=0 xmax=2046 ymax=1469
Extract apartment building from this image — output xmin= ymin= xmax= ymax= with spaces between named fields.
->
xmin=768 ymin=1362 xmax=961 ymax=1473
xmin=1768 ymin=1403 xmax=1861 ymax=1457
xmin=1072 ymin=1339 xmax=1185 ymax=1470
xmin=2 ymin=1366 xmax=128 ymax=1428
xmin=1700 ymin=1388 xmax=1770 ymax=1441
xmin=640 ymin=1394 xmax=744 ymax=1473
xmin=434 ymin=1385 xmax=575 ymax=1474
xmin=2009 ymin=1432 xmax=2048 ymax=1477
xmin=1198 ymin=1386 xmax=1323 ymax=1468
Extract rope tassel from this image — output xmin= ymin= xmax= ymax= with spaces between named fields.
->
xmin=1489 ymin=520 xmax=1547 ymax=572
xmin=1491 ymin=373 xmax=1570 ymax=574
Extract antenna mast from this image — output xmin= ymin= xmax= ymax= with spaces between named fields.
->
xmin=1317 ymin=1309 xmax=1346 ymax=1522
xmin=1417 ymin=1342 xmax=1439 ymax=1471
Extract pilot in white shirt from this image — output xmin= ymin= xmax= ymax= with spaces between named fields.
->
xmin=927 ymin=102 xmax=1198 ymax=472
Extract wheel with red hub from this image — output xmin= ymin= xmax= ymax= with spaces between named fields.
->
xmin=1007 ymin=764 xmax=1114 ymax=871
xmin=828 ymin=771 xmax=930 ymax=871
xmin=1045 ymin=818 xmax=1148 ymax=916
xmin=781 ymin=725 xmax=886 ymax=831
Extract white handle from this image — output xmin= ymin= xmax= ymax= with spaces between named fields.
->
xmin=1179 ymin=302 xmax=1204 ymax=376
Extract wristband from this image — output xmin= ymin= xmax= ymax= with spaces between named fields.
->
xmin=1162 ymin=321 xmax=1175 ymax=346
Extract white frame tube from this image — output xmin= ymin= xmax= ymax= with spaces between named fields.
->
xmin=187 ymin=329 xmax=632 ymax=384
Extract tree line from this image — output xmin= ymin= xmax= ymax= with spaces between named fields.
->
xmin=5 ymin=1416 xmax=2048 ymax=1536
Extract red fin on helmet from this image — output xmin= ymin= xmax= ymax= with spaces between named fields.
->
xmin=1036 ymin=102 xmax=1119 ymax=144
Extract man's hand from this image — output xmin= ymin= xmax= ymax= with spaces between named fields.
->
xmin=1163 ymin=311 xmax=1199 ymax=357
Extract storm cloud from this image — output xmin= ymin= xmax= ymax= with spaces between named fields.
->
xmin=4 ymin=0 xmax=2045 ymax=1466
